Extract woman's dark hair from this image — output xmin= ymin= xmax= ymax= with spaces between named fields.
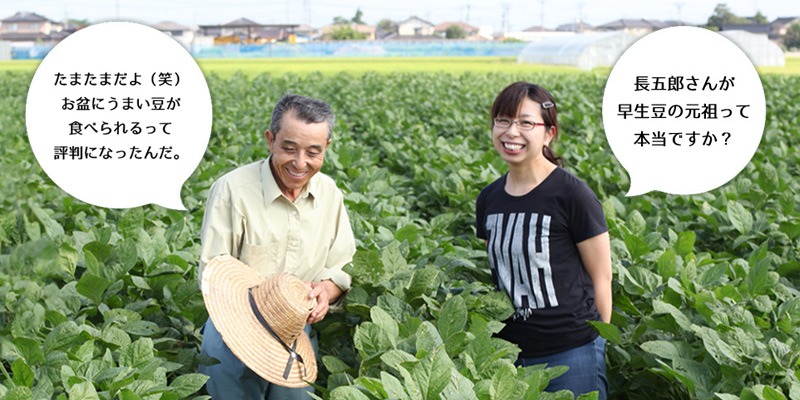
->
xmin=490 ymin=81 xmax=562 ymax=166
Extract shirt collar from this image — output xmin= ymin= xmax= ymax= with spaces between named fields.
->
xmin=261 ymin=157 xmax=320 ymax=206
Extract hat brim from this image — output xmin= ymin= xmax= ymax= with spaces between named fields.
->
xmin=201 ymin=255 xmax=317 ymax=388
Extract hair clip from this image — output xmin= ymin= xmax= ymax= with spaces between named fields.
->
xmin=542 ymin=101 xmax=555 ymax=109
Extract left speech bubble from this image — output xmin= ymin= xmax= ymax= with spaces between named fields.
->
xmin=26 ymin=22 xmax=212 ymax=210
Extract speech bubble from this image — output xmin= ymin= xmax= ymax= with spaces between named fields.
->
xmin=26 ymin=22 xmax=212 ymax=210
xmin=602 ymin=26 xmax=765 ymax=196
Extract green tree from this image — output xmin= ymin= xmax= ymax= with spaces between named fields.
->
xmin=706 ymin=3 xmax=749 ymax=30
xmin=785 ymin=23 xmax=800 ymax=49
xmin=377 ymin=18 xmax=397 ymax=33
xmin=753 ymin=11 xmax=768 ymax=24
xmin=326 ymin=26 xmax=367 ymax=40
xmin=332 ymin=16 xmax=350 ymax=25
xmin=67 ymin=18 xmax=89 ymax=28
xmin=352 ymin=8 xmax=365 ymax=24
xmin=445 ymin=25 xmax=467 ymax=39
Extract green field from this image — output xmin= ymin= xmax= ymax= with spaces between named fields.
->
xmin=3 ymin=55 xmax=799 ymax=76
xmin=1 ymin=58 xmax=799 ymax=399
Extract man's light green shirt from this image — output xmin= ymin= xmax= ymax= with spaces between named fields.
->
xmin=199 ymin=159 xmax=355 ymax=291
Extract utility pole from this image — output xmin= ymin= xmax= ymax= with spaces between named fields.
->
xmin=540 ymin=0 xmax=544 ymax=29
xmin=501 ymin=3 xmax=510 ymax=33
xmin=466 ymin=4 xmax=470 ymax=24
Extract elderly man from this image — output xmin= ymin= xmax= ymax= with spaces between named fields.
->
xmin=198 ymin=94 xmax=355 ymax=399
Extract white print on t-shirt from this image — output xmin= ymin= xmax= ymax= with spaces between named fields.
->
xmin=485 ymin=212 xmax=558 ymax=320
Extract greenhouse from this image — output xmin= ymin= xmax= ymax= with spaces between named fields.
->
xmin=517 ymin=28 xmax=785 ymax=69
xmin=517 ymin=31 xmax=642 ymax=70
xmin=718 ymin=30 xmax=785 ymax=66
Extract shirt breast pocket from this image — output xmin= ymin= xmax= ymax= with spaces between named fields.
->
xmin=240 ymin=241 xmax=279 ymax=278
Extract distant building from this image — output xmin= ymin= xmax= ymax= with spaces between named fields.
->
xmin=434 ymin=21 xmax=480 ymax=38
xmin=397 ymin=16 xmax=435 ymax=37
xmin=199 ymin=18 xmax=299 ymax=44
xmin=770 ymin=17 xmax=800 ymax=41
xmin=0 ymin=11 xmax=66 ymax=45
xmin=595 ymin=19 xmax=686 ymax=35
xmin=720 ymin=23 xmax=771 ymax=35
xmin=151 ymin=21 xmax=196 ymax=48
xmin=504 ymin=26 xmax=573 ymax=42
xmin=556 ymin=21 xmax=594 ymax=33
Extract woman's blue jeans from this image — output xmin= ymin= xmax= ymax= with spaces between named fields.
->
xmin=515 ymin=336 xmax=608 ymax=399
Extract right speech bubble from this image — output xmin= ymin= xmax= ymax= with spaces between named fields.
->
xmin=602 ymin=26 xmax=766 ymax=196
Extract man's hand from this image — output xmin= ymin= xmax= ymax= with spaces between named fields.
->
xmin=307 ymin=280 xmax=342 ymax=324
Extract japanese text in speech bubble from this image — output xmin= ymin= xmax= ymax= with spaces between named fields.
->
xmin=602 ymin=26 xmax=766 ymax=196
xmin=26 ymin=22 xmax=212 ymax=210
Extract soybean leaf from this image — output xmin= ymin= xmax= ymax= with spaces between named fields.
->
xmin=411 ymin=347 xmax=452 ymax=400
xmin=726 ymin=201 xmax=753 ymax=235
xmin=381 ymin=371 xmax=408 ymax=400
xmin=168 ymin=373 xmax=209 ymax=398
xmin=371 ymin=306 xmax=399 ymax=344
xmin=586 ymin=321 xmax=622 ymax=345
xmin=437 ymin=295 xmax=467 ymax=342
xmin=76 ymin=273 xmax=111 ymax=305
xmin=4 ymin=387 xmax=33 ymax=400
xmin=330 ymin=386 xmax=372 ymax=400
xmin=491 ymin=362 xmax=527 ymax=400
xmin=69 ymin=381 xmax=100 ymax=400
xmin=119 ymin=338 xmax=155 ymax=369
xmin=44 ymin=321 xmax=80 ymax=353
xmin=322 ymin=356 xmax=352 ymax=374
xmin=11 ymin=358 xmax=33 ymax=387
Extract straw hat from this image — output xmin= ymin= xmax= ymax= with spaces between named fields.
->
xmin=201 ymin=255 xmax=318 ymax=388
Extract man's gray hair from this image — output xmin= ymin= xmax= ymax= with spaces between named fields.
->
xmin=270 ymin=93 xmax=335 ymax=140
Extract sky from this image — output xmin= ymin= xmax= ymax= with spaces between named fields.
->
xmin=0 ymin=0 xmax=797 ymax=32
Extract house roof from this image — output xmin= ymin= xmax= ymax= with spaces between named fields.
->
xmin=434 ymin=21 xmax=479 ymax=32
xmin=555 ymin=22 xmax=593 ymax=32
xmin=522 ymin=25 xmax=551 ymax=32
xmin=398 ymin=16 xmax=435 ymax=27
xmin=253 ymin=27 xmax=288 ymax=39
xmin=1 ymin=11 xmax=54 ymax=23
xmin=199 ymin=19 xmax=299 ymax=30
xmin=771 ymin=17 xmax=800 ymax=26
xmin=151 ymin=21 xmax=191 ymax=31
xmin=596 ymin=18 xmax=669 ymax=30
xmin=720 ymin=24 xmax=771 ymax=34
xmin=223 ymin=18 xmax=263 ymax=27
xmin=381 ymin=33 xmax=443 ymax=41
xmin=0 ymin=31 xmax=67 ymax=41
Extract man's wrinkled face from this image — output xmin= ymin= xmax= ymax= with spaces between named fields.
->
xmin=266 ymin=110 xmax=330 ymax=199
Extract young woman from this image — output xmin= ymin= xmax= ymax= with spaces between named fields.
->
xmin=475 ymin=81 xmax=612 ymax=399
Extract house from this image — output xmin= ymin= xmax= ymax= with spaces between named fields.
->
xmin=434 ymin=21 xmax=480 ymax=38
xmin=504 ymin=26 xmax=574 ymax=42
xmin=397 ymin=16 xmax=435 ymax=37
xmin=720 ymin=23 xmax=771 ymax=35
xmin=199 ymin=18 xmax=299 ymax=44
xmin=770 ymin=17 xmax=800 ymax=41
xmin=0 ymin=11 xmax=65 ymax=45
xmin=556 ymin=21 xmax=594 ymax=33
xmin=151 ymin=21 xmax=195 ymax=48
xmin=594 ymin=19 xmax=684 ymax=35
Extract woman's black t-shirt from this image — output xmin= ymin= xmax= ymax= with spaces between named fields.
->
xmin=476 ymin=167 xmax=608 ymax=357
